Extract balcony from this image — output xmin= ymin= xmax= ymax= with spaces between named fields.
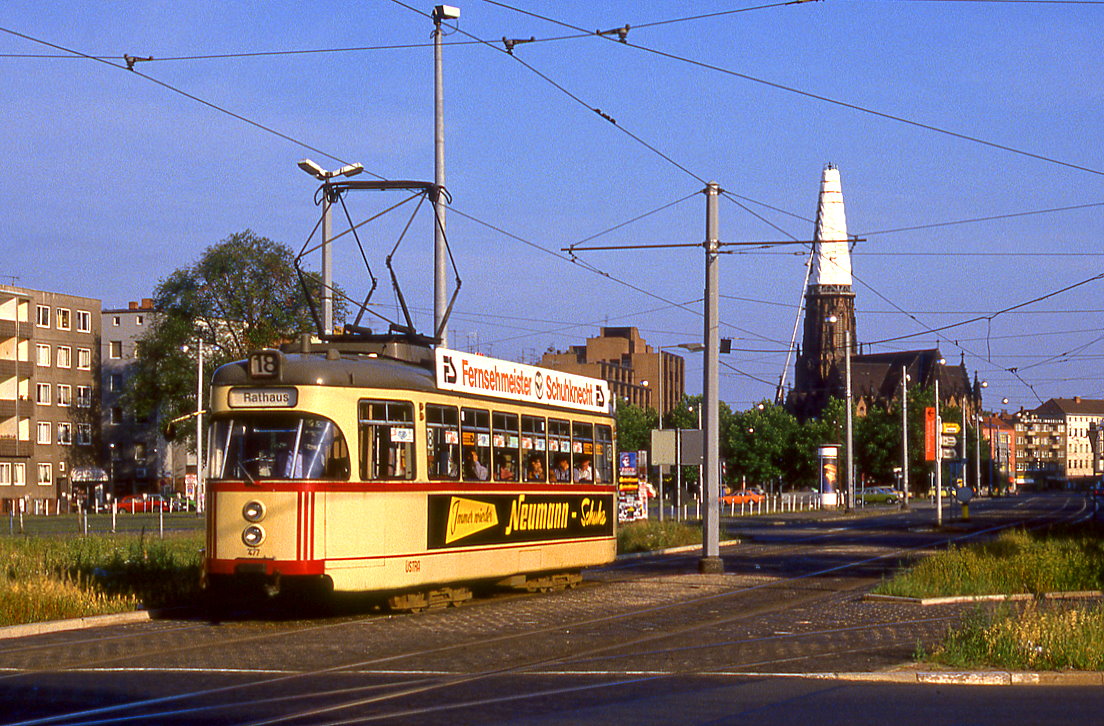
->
xmin=0 ymin=359 xmax=32 ymax=378
xmin=0 ymin=437 xmax=31 ymax=458
xmin=0 ymin=319 xmax=32 ymax=339
xmin=0 ymin=399 xmax=33 ymax=417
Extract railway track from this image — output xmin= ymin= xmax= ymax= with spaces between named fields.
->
xmin=0 ymin=493 xmax=1088 ymax=726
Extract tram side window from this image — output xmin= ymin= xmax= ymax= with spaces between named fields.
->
xmin=548 ymin=418 xmax=572 ymax=483
xmin=595 ymin=424 xmax=614 ymax=484
xmin=427 ymin=404 xmax=460 ymax=480
xmin=572 ymin=422 xmax=596 ymax=482
xmin=521 ymin=415 xmax=547 ymax=482
xmin=359 ymin=400 xmax=415 ymax=481
xmin=492 ymin=412 xmax=520 ymax=482
xmin=461 ymin=407 xmax=490 ymax=481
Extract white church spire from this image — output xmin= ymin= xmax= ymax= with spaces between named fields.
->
xmin=810 ymin=163 xmax=852 ymax=287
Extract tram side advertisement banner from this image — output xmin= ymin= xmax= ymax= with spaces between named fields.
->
xmin=427 ymin=493 xmax=615 ymax=549
xmin=435 ymin=348 xmax=610 ymax=414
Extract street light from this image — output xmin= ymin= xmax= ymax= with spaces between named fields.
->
xmin=297 ymin=159 xmax=364 ymax=335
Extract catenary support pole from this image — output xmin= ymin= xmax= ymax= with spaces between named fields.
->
xmin=700 ymin=182 xmax=723 ymax=574
xmin=432 ymin=6 xmax=452 ymax=347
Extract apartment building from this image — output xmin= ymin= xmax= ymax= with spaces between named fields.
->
xmin=1012 ymin=407 xmax=1066 ymax=488
xmin=0 ymin=285 xmax=101 ymax=512
xmin=1033 ymin=397 xmax=1104 ymax=485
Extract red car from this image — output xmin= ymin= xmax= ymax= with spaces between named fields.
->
xmin=721 ymin=489 xmax=765 ymax=505
xmin=116 ymin=494 xmax=170 ymax=513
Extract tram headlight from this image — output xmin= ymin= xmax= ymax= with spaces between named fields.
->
xmin=242 ymin=525 xmax=266 ymax=548
xmin=242 ymin=500 xmax=266 ymax=523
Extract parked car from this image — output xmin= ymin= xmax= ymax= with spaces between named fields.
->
xmin=858 ymin=486 xmax=899 ymax=505
xmin=116 ymin=494 xmax=170 ymax=513
xmin=721 ymin=488 xmax=766 ymax=505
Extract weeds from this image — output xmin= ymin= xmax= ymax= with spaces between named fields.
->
xmin=874 ymin=529 xmax=1104 ymax=599
xmin=0 ymin=533 xmax=204 ymax=626
xmin=618 ymin=520 xmax=701 ymax=554
xmin=932 ymin=602 xmax=1104 ymax=671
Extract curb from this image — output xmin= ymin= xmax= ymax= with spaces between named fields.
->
xmin=615 ymin=539 xmax=742 ymax=561
xmin=804 ymin=670 xmax=1104 ymax=686
xmin=0 ymin=610 xmax=151 ymax=641
xmin=864 ymin=590 xmax=1104 ymax=606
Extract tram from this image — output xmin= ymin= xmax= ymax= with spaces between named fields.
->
xmin=203 ymin=335 xmax=617 ymax=609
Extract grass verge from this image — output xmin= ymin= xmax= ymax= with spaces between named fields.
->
xmin=932 ymin=602 xmax=1104 ymax=671
xmin=874 ymin=528 xmax=1104 ymax=598
xmin=0 ymin=533 xmax=204 ymax=627
xmin=618 ymin=520 xmax=702 ymax=554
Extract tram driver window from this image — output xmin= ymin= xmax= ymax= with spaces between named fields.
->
xmin=359 ymin=400 xmax=416 ymax=481
xmin=461 ymin=407 xmax=490 ymax=481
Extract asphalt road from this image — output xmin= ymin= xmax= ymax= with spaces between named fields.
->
xmin=1 ymin=492 xmax=1100 ymax=726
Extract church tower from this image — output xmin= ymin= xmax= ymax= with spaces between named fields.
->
xmin=790 ymin=164 xmax=856 ymax=417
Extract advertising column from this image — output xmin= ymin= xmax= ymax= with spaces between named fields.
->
xmin=818 ymin=445 xmax=840 ymax=507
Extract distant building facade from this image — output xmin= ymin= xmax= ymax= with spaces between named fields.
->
xmin=1013 ymin=397 xmax=1104 ymax=487
xmin=539 ymin=327 xmax=685 ymax=417
xmin=102 ymin=299 xmax=166 ymax=497
xmin=0 ymin=284 xmax=101 ymax=512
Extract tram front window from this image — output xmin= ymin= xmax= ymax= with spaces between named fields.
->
xmin=210 ymin=414 xmax=350 ymax=481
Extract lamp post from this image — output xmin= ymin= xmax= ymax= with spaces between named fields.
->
xmin=433 ymin=4 xmax=460 ymax=346
xmin=976 ymin=381 xmax=988 ymax=494
xmin=297 ymin=159 xmax=364 ymax=335
xmin=934 ymin=357 xmax=945 ymax=527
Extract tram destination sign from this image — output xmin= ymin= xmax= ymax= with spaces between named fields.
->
xmin=435 ymin=348 xmax=611 ymax=414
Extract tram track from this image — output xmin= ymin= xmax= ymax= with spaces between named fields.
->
xmin=1 ymin=493 xmax=1088 ymax=726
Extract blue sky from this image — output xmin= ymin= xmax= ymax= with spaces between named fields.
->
xmin=2 ymin=1 xmax=1102 ymax=413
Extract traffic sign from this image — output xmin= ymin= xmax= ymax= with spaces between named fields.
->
xmin=940 ymin=435 xmax=958 ymax=447
xmin=941 ymin=447 xmax=958 ymax=459
xmin=942 ymin=422 xmax=961 ymax=435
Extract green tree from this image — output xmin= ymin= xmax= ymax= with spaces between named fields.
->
xmin=614 ymin=399 xmax=658 ymax=453
xmin=125 ymin=230 xmax=331 ymax=439
xmin=855 ymin=404 xmax=901 ymax=485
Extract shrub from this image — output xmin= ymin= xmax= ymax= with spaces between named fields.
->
xmin=618 ymin=520 xmax=702 ymax=554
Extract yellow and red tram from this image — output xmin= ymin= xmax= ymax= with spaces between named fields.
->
xmin=204 ymin=337 xmax=617 ymax=607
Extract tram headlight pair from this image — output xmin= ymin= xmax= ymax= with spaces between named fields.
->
xmin=242 ymin=525 xmax=266 ymax=548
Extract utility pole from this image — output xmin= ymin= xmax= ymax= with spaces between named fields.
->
xmin=433 ymin=5 xmax=459 ymax=347
xmin=901 ymin=365 xmax=909 ymax=510
xmin=845 ymin=329 xmax=854 ymax=512
xmin=700 ymin=182 xmax=723 ymax=574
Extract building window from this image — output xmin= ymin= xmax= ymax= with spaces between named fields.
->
xmin=134 ymin=442 xmax=147 ymax=461
xmin=57 ymin=384 xmax=71 ymax=407
xmin=112 ymin=315 xmax=120 ymax=327
xmin=76 ymin=310 xmax=92 ymax=332
xmin=77 ymin=423 xmax=92 ymax=445
xmin=36 ymin=305 xmax=50 ymax=328
xmin=56 ymin=346 xmax=72 ymax=369
xmin=36 ymin=382 xmax=51 ymax=405
xmin=109 ymin=341 xmax=122 ymax=359
xmin=37 ymin=421 xmax=51 ymax=444
xmin=37 ymin=463 xmax=52 ymax=486
xmin=36 ymin=344 xmax=51 ymax=367
xmin=76 ymin=386 xmax=92 ymax=408
xmin=136 ymin=315 xmax=144 ymax=325
xmin=77 ymin=348 xmax=92 ymax=370
xmin=57 ymin=422 xmax=72 ymax=445
xmin=56 ymin=308 xmax=71 ymax=330
xmin=0 ymin=463 xmax=9 ymax=486
xmin=109 ymin=374 xmax=123 ymax=392
xmin=110 ymin=406 xmax=123 ymax=425
xmin=13 ymin=463 xmax=25 ymax=486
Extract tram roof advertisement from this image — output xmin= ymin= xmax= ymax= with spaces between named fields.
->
xmin=435 ymin=348 xmax=611 ymax=415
